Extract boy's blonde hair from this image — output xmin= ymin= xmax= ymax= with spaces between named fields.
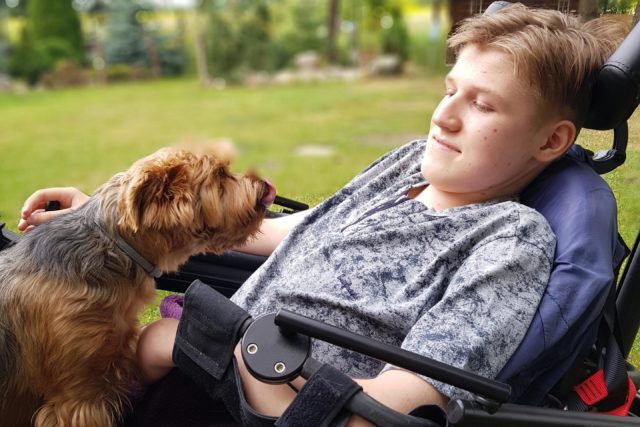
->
xmin=448 ymin=3 xmax=629 ymax=130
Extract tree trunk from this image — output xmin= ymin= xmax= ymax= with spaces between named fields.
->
xmin=326 ymin=0 xmax=341 ymax=64
xmin=193 ymin=12 xmax=211 ymax=86
xmin=145 ymin=34 xmax=162 ymax=78
xmin=579 ymin=0 xmax=599 ymax=19
xmin=633 ymin=0 xmax=640 ymax=27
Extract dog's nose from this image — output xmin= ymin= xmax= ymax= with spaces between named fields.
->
xmin=259 ymin=179 xmax=277 ymax=208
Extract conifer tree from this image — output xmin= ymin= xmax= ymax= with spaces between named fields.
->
xmin=203 ymin=0 xmax=276 ymax=80
xmin=104 ymin=0 xmax=147 ymax=66
xmin=27 ymin=0 xmax=84 ymax=63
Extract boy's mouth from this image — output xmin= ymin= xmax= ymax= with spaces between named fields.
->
xmin=432 ymin=135 xmax=461 ymax=153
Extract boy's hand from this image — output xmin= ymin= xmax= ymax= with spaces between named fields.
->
xmin=18 ymin=187 xmax=89 ymax=232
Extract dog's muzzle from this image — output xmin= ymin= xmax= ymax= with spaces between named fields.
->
xmin=259 ymin=180 xmax=277 ymax=208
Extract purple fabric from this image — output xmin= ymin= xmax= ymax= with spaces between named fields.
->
xmin=160 ymin=294 xmax=184 ymax=319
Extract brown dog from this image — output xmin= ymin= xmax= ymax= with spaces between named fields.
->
xmin=0 ymin=147 xmax=275 ymax=426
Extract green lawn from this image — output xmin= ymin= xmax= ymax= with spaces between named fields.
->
xmin=0 ymin=75 xmax=638 ymax=365
xmin=0 ymin=77 xmax=444 ymax=225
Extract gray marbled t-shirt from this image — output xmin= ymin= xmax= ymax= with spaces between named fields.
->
xmin=231 ymin=139 xmax=555 ymax=400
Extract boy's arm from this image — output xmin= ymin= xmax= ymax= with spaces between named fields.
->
xmin=17 ymin=186 xmax=310 ymax=256
xmin=234 ymin=343 xmax=449 ymax=425
xmin=350 ymin=370 xmax=448 ymax=426
xmin=235 ymin=209 xmax=310 ymax=256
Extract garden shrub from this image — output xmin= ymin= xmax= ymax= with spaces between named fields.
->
xmin=40 ymin=60 xmax=89 ymax=88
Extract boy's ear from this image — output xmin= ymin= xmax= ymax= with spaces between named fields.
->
xmin=535 ymin=119 xmax=576 ymax=163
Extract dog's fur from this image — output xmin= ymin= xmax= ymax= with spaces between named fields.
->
xmin=0 ymin=147 xmax=272 ymax=426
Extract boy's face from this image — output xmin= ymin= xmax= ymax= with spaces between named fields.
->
xmin=421 ymin=44 xmax=552 ymax=202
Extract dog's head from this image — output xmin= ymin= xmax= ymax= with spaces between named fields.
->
xmin=115 ymin=147 xmax=275 ymax=254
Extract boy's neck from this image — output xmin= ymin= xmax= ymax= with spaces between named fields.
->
xmin=412 ymin=184 xmax=514 ymax=212
xmin=413 ymin=160 xmax=548 ymax=211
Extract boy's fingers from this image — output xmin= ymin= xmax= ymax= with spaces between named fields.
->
xmin=20 ymin=209 xmax=71 ymax=231
xmin=17 ymin=218 xmax=29 ymax=232
xmin=17 ymin=220 xmax=36 ymax=233
xmin=21 ymin=188 xmax=77 ymax=217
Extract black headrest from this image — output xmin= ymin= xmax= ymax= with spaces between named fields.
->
xmin=585 ymin=22 xmax=640 ymax=130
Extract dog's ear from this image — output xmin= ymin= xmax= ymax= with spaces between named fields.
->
xmin=119 ymin=160 xmax=194 ymax=232
xmin=197 ymin=162 xmax=227 ymax=228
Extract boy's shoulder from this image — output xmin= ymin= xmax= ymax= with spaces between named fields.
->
xmin=475 ymin=199 xmax=556 ymax=255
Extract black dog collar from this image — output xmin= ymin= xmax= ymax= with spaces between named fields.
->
xmin=96 ymin=218 xmax=162 ymax=279
xmin=113 ymin=231 xmax=163 ymax=278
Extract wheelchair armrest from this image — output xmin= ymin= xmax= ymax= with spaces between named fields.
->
xmin=155 ymin=251 xmax=268 ymax=295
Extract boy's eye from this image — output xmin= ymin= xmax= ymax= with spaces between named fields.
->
xmin=473 ymin=101 xmax=493 ymax=113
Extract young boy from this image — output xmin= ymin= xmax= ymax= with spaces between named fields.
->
xmin=19 ymin=4 xmax=628 ymax=426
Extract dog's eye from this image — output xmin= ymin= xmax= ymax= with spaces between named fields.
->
xmin=217 ymin=168 xmax=227 ymax=178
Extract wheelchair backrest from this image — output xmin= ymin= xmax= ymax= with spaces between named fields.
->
xmin=497 ymin=145 xmax=626 ymax=403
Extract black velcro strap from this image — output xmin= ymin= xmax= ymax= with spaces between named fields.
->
xmin=276 ymin=364 xmax=362 ymax=427
xmin=567 ymin=309 xmax=630 ymax=412
xmin=173 ymin=279 xmax=252 ymax=381
xmin=597 ymin=334 xmax=629 ymax=411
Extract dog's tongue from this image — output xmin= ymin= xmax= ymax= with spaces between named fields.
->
xmin=260 ymin=179 xmax=277 ymax=208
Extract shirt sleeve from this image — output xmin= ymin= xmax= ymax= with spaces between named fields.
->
xmin=384 ymin=232 xmax=554 ymax=401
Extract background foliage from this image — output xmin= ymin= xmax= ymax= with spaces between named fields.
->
xmin=0 ymin=0 xmax=451 ymax=86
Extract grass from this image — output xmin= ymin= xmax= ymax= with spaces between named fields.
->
xmin=0 ymin=76 xmax=442 ymax=226
xmin=0 ymin=75 xmax=638 ymax=366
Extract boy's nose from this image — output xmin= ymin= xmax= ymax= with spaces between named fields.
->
xmin=432 ymin=97 xmax=462 ymax=132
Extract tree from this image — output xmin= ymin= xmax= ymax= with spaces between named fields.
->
xmin=0 ymin=5 xmax=8 ymax=73
xmin=193 ymin=11 xmax=211 ymax=86
xmin=205 ymin=4 xmax=239 ymax=79
xmin=27 ymin=0 xmax=84 ymax=63
xmin=202 ymin=0 xmax=277 ymax=81
xmin=104 ymin=0 xmax=148 ymax=66
xmin=8 ymin=26 xmax=52 ymax=85
xmin=239 ymin=1 xmax=273 ymax=71
xmin=326 ymin=0 xmax=341 ymax=63
xmin=280 ymin=0 xmax=324 ymax=60
xmin=8 ymin=0 xmax=85 ymax=85
xmin=600 ymin=0 xmax=635 ymax=13
xmin=633 ymin=0 xmax=640 ymax=26
xmin=579 ymin=0 xmax=599 ymax=19
xmin=380 ymin=5 xmax=409 ymax=62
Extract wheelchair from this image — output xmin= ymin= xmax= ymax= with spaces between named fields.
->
xmin=1 ymin=2 xmax=639 ymax=425
xmin=150 ymin=3 xmax=640 ymax=425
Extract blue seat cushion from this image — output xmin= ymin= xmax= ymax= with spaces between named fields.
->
xmin=496 ymin=145 xmax=627 ymax=404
